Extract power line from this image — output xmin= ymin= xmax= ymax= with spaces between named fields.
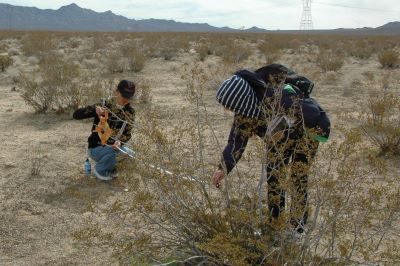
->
xmin=314 ymin=1 xmax=400 ymax=12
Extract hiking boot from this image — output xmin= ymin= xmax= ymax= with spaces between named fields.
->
xmin=93 ymin=167 xmax=112 ymax=181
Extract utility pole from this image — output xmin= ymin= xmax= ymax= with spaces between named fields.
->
xmin=300 ymin=0 xmax=313 ymax=30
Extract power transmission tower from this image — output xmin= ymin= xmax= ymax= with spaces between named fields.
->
xmin=300 ymin=0 xmax=313 ymax=30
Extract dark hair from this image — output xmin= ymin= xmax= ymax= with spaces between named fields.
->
xmin=117 ymin=80 xmax=135 ymax=99
xmin=255 ymin=64 xmax=289 ymax=84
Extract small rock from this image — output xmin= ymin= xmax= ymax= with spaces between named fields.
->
xmin=6 ymin=108 xmax=13 ymax=112
xmin=123 ymin=188 xmax=129 ymax=192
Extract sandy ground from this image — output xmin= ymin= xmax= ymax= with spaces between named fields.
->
xmin=0 ymin=38 xmax=398 ymax=265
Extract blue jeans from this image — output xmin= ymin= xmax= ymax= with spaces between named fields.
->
xmin=88 ymin=146 xmax=118 ymax=176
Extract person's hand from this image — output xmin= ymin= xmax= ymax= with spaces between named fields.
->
xmin=212 ymin=169 xmax=225 ymax=188
xmin=112 ymin=140 xmax=121 ymax=150
xmin=96 ymin=106 xmax=105 ymax=116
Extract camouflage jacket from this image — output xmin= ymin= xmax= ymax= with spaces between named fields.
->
xmin=73 ymin=99 xmax=135 ymax=148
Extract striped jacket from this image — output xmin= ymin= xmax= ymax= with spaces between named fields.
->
xmin=216 ymin=75 xmax=263 ymax=119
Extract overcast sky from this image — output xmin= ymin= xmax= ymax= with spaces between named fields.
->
xmin=2 ymin=0 xmax=400 ymax=30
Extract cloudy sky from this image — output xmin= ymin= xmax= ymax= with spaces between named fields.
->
xmin=2 ymin=0 xmax=400 ymax=30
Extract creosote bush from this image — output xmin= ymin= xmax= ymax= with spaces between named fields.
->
xmin=20 ymin=54 xmax=106 ymax=113
xmin=316 ymin=49 xmax=344 ymax=72
xmin=72 ymin=65 xmax=400 ymax=265
xmin=378 ymin=50 xmax=399 ymax=68
xmin=361 ymin=90 xmax=400 ymax=155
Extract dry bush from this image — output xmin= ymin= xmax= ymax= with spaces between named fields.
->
xmin=361 ymin=91 xmax=400 ymax=155
xmin=121 ymin=42 xmax=147 ymax=72
xmin=19 ymin=74 xmax=53 ymax=113
xmin=258 ymin=40 xmax=282 ymax=64
xmin=104 ymin=52 xmax=125 ymax=74
xmin=316 ymin=49 xmax=344 ymax=72
xmin=72 ymin=65 xmax=399 ymax=265
xmin=21 ymin=32 xmax=56 ymax=57
xmin=195 ymin=42 xmax=211 ymax=61
xmin=347 ymin=41 xmax=375 ymax=59
xmin=20 ymin=53 xmax=106 ymax=113
xmin=221 ymin=42 xmax=252 ymax=65
xmin=0 ymin=53 xmax=13 ymax=72
xmin=378 ymin=50 xmax=399 ymax=68
xmin=146 ymin=34 xmax=192 ymax=60
xmin=92 ymin=34 xmax=108 ymax=51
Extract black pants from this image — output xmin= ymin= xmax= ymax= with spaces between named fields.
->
xmin=266 ymin=137 xmax=319 ymax=231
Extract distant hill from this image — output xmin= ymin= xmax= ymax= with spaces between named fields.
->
xmin=0 ymin=3 xmax=399 ymax=35
xmin=0 ymin=3 xmax=265 ymax=32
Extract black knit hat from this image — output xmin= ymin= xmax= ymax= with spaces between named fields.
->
xmin=117 ymin=80 xmax=135 ymax=99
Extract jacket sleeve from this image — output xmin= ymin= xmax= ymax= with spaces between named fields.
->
xmin=72 ymin=104 xmax=96 ymax=120
xmin=219 ymin=116 xmax=253 ymax=174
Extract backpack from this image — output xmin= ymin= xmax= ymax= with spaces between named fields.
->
xmin=300 ymin=97 xmax=330 ymax=142
xmin=285 ymin=73 xmax=314 ymax=98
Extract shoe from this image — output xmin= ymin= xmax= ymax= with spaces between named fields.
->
xmin=93 ymin=167 xmax=113 ymax=181
xmin=110 ymin=168 xmax=118 ymax=178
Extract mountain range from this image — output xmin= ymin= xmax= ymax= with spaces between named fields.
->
xmin=0 ymin=3 xmax=399 ymax=35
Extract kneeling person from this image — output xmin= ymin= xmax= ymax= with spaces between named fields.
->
xmin=73 ymin=80 xmax=135 ymax=180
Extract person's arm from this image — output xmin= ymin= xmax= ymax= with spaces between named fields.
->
xmin=213 ymin=116 xmax=252 ymax=188
xmin=219 ymin=118 xmax=250 ymax=174
xmin=72 ymin=104 xmax=97 ymax=120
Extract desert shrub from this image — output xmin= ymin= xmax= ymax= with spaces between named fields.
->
xmin=196 ymin=42 xmax=211 ymax=61
xmin=20 ymin=54 xmax=105 ymax=113
xmin=19 ymin=73 xmax=54 ymax=112
xmin=72 ymin=65 xmax=400 ymax=265
xmin=105 ymin=52 xmax=125 ymax=74
xmin=121 ymin=43 xmax=147 ymax=72
xmin=316 ymin=49 xmax=344 ymax=72
xmin=0 ymin=53 xmax=13 ymax=72
xmin=378 ymin=50 xmax=399 ymax=68
xmin=21 ymin=32 xmax=56 ymax=57
xmin=92 ymin=34 xmax=108 ymax=51
xmin=220 ymin=42 xmax=252 ymax=65
xmin=258 ymin=40 xmax=282 ymax=55
xmin=361 ymin=91 xmax=400 ymax=155
xmin=159 ymin=45 xmax=179 ymax=61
